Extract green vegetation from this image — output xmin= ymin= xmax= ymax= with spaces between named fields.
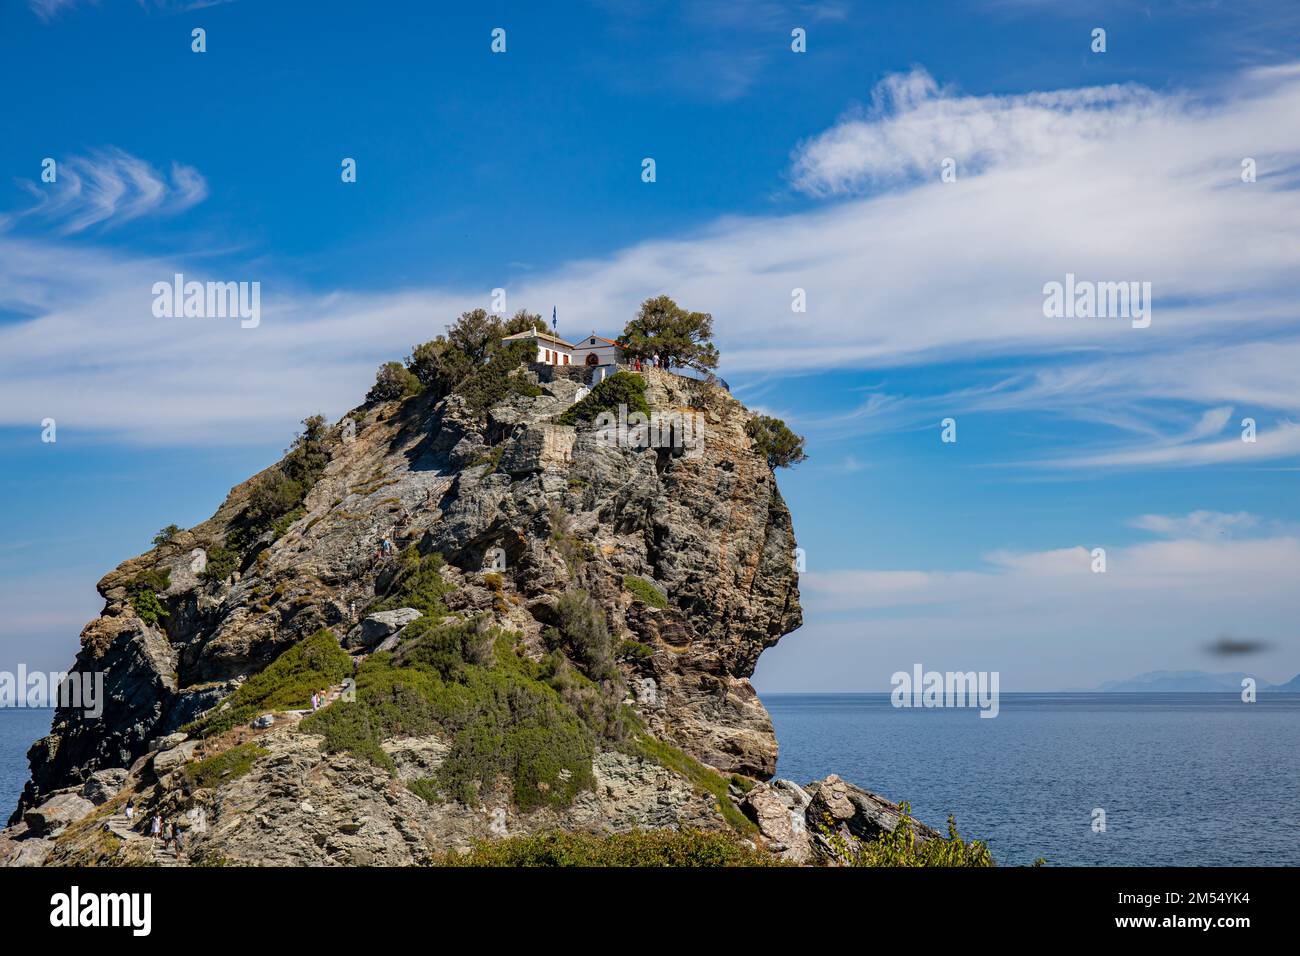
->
xmin=303 ymin=633 xmax=599 ymax=811
xmin=182 ymin=742 xmax=269 ymax=789
xmin=545 ymin=589 xmax=616 ymax=680
xmin=269 ymin=507 xmax=306 ymax=541
xmin=507 ymin=372 xmax=542 ymax=398
xmin=548 ymin=505 xmax=594 ymax=573
xmin=228 ymin=414 xmax=330 ymax=555
xmin=818 ymin=803 xmax=994 ymax=867
xmin=407 ymin=336 xmax=473 ymax=398
xmin=125 ymin=568 xmax=171 ymax=626
xmin=128 ymin=568 xmax=171 ymax=593
xmin=435 ymin=829 xmax=785 ymax=867
xmin=619 ymin=295 xmax=719 ymax=372
xmin=198 ymin=544 xmax=239 ymax=584
xmin=129 ymin=588 xmax=168 ymax=627
xmin=408 ymin=778 xmax=441 ymax=805
xmin=367 ymin=547 xmax=454 ymax=618
xmin=152 ymin=524 xmax=182 ymax=546
xmin=294 ymin=545 xmax=626 ymax=811
xmin=556 ymin=372 xmax=649 ymax=426
xmin=631 ymin=734 xmax=756 ymax=834
xmin=729 ymin=774 xmax=756 ymax=794
xmin=468 ymin=444 xmax=505 ymax=475
xmin=367 ymin=361 xmax=423 ymax=403
xmin=745 ymin=414 xmax=808 ymax=470
xmin=400 ymin=308 xmax=547 ymax=411
xmin=617 ymin=639 xmax=655 ymax=663
xmin=623 ymin=575 xmax=667 ymax=609
xmin=186 ymin=629 xmax=352 ymax=738
xmin=456 ymin=339 xmax=537 ymax=417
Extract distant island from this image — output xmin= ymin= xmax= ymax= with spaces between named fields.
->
xmin=1095 ymin=670 xmax=1300 ymax=693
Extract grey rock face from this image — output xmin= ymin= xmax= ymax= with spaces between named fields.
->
xmin=80 ymin=768 xmax=129 ymax=805
xmin=8 ymin=363 xmax=806 ymax=858
xmin=151 ymin=741 xmax=198 ymax=776
xmin=804 ymin=774 xmax=940 ymax=859
xmin=498 ymin=424 xmax=576 ymax=475
xmin=23 ymin=793 xmax=95 ymax=835
xmin=741 ymin=774 xmax=940 ymax=864
xmin=740 ymin=778 xmax=813 ymax=862
xmin=346 ymin=608 xmax=422 ymax=650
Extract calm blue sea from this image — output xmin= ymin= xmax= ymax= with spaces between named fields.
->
xmin=5 ymin=697 xmax=1298 ymax=865
xmin=765 ymin=692 xmax=1300 ymax=866
xmin=0 ymin=709 xmax=49 ymax=822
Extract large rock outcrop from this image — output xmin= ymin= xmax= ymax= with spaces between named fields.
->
xmin=5 ymin=363 xmax=807 ymax=864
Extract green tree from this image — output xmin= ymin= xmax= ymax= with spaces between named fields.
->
xmin=503 ymin=309 xmax=547 ymax=335
xmin=446 ymin=308 xmax=505 ymax=366
xmin=620 ymin=295 xmax=720 ymax=372
xmin=367 ymin=361 xmax=422 ymax=403
xmin=284 ymin=414 xmax=329 ymax=485
xmin=152 ymin=524 xmax=182 ymax=547
xmin=407 ymin=336 xmax=473 ymax=397
xmin=746 ymin=415 xmax=807 ymax=469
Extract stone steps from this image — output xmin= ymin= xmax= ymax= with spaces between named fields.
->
xmin=102 ymin=812 xmax=180 ymax=865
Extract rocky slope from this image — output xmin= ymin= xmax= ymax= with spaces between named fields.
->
xmin=1 ymin=360 xmax=934 ymax=866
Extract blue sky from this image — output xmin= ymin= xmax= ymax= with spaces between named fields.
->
xmin=2 ymin=0 xmax=1299 ymax=691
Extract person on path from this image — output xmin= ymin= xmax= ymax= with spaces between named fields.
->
xmin=151 ymin=814 xmax=162 ymax=839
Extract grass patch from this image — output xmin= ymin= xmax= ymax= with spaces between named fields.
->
xmin=617 ymin=639 xmax=655 ymax=663
xmin=729 ymin=774 xmax=756 ymax=794
xmin=632 ymin=734 xmax=756 ymax=835
xmin=269 ymin=506 xmax=306 ymax=540
xmin=408 ymin=778 xmax=441 ymax=805
xmin=435 ymin=829 xmax=784 ymax=867
xmin=468 ymin=444 xmax=505 ymax=475
xmin=185 ymin=629 xmax=352 ymax=738
xmin=623 ymin=575 xmax=667 ymax=609
xmin=183 ymin=742 xmax=269 ymax=789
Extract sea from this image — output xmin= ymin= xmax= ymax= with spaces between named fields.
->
xmin=0 ymin=708 xmax=49 ymax=823
xmin=766 ymin=692 xmax=1300 ymax=866
xmin=4 ymin=696 xmax=1297 ymax=865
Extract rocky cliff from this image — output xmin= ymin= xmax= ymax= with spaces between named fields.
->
xmin=0 ymin=359 xmax=940 ymax=866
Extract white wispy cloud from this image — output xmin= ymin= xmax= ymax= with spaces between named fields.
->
xmin=1 ymin=64 xmax=1298 ymax=460
xmin=789 ymin=67 xmax=1168 ymax=196
xmin=5 ymin=148 xmax=207 ymax=235
xmin=1129 ymin=510 xmax=1260 ymax=539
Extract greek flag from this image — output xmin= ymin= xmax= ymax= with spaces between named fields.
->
xmin=552 ymin=306 xmax=557 ymax=331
